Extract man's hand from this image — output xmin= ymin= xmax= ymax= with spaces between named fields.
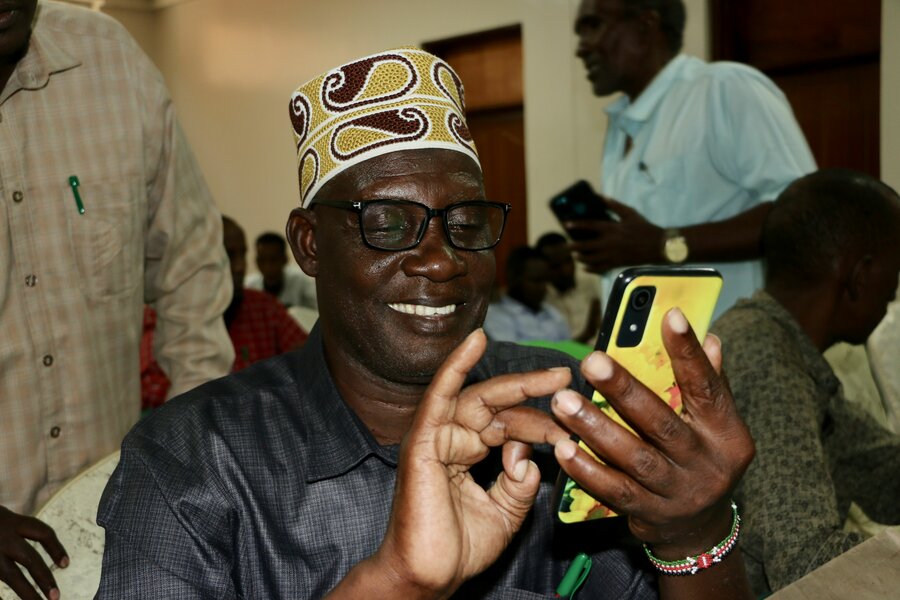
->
xmin=566 ymin=198 xmax=665 ymax=272
xmin=332 ymin=329 xmax=570 ymax=599
xmin=551 ymin=308 xmax=755 ymax=556
xmin=0 ymin=506 xmax=68 ymax=600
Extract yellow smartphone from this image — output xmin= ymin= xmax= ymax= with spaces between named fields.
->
xmin=555 ymin=266 xmax=722 ymax=524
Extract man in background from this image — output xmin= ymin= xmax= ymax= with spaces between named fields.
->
xmin=569 ymin=0 xmax=815 ymax=318
xmin=483 ymin=245 xmax=572 ymax=343
xmin=245 ymin=231 xmax=318 ymax=311
xmin=141 ymin=217 xmax=307 ymax=407
xmin=0 ymin=2 xmax=234 ymax=598
xmin=536 ymin=232 xmax=602 ymax=345
xmin=712 ymin=170 xmax=900 ymax=596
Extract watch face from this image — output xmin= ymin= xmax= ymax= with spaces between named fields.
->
xmin=665 ymin=236 xmax=689 ymax=263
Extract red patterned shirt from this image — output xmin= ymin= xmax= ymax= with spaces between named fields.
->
xmin=141 ymin=290 xmax=308 ymax=408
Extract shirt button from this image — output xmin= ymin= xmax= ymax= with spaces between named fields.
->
xmin=42 ymin=354 xmax=53 ymax=366
xmin=25 ymin=274 xmax=38 ymax=287
xmin=13 ymin=190 xmax=23 ymax=203
xmin=50 ymin=426 xmax=61 ymax=438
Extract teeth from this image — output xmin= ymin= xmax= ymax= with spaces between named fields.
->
xmin=388 ymin=303 xmax=457 ymax=316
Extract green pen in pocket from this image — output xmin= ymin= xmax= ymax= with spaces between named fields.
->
xmin=69 ymin=175 xmax=85 ymax=214
xmin=556 ymin=552 xmax=591 ymax=598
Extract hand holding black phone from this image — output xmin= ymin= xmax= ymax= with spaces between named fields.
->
xmin=549 ymin=180 xmax=611 ymax=241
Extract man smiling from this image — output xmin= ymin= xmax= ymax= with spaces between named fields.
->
xmin=97 ymin=48 xmax=755 ymax=599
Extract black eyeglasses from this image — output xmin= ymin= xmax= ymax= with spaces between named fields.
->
xmin=314 ymin=199 xmax=512 ymax=251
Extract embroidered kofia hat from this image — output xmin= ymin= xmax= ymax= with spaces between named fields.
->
xmin=288 ymin=47 xmax=480 ymax=207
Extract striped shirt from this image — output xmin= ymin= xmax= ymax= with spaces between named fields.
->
xmin=0 ymin=1 xmax=234 ymax=514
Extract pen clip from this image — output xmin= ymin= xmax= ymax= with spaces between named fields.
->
xmin=69 ymin=175 xmax=85 ymax=215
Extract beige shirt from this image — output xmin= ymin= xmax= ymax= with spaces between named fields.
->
xmin=0 ymin=1 xmax=234 ymax=514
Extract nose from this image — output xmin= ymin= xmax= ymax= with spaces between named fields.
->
xmin=575 ymin=28 xmax=590 ymax=59
xmin=576 ymin=37 xmax=587 ymax=59
xmin=400 ymin=217 xmax=467 ymax=282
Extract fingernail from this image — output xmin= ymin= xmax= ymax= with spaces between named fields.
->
xmin=668 ymin=307 xmax=689 ymax=334
xmin=584 ymin=352 xmax=614 ymax=381
xmin=512 ymin=459 xmax=528 ymax=482
xmin=555 ymin=438 xmax=577 ymax=460
xmin=549 ymin=366 xmax=571 ymax=373
xmin=50 ymin=588 xmax=60 ymax=600
xmin=553 ymin=390 xmax=581 ymax=416
xmin=59 ymin=556 xmax=69 ymax=568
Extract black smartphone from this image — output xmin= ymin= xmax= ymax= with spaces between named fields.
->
xmin=554 ymin=266 xmax=723 ymax=524
xmin=549 ymin=180 xmax=610 ymax=241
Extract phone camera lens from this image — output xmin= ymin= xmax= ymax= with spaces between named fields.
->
xmin=631 ymin=288 xmax=652 ymax=311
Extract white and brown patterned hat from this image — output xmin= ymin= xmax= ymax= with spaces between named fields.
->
xmin=289 ymin=47 xmax=480 ymax=207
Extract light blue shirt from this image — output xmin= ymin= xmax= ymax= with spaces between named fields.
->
xmin=601 ymin=55 xmax=816 ymax=318
xmin=482 ymin=295 xmax=571 ymax=343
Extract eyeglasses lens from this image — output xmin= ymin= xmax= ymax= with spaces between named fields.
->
xmin=360 ymin=202 xmax=505 ymax=250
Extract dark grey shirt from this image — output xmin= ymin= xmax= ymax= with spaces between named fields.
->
xmin=713 ymin=291 xmax=900 ymax=596
xmin=96 ymin=325 xmax=656 ymax=598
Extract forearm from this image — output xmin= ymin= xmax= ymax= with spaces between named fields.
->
xmin=659 ymin=551 xmax=753 ymax=600
xmin=326 ymin=555 xmax=448 ymax=600
xmin=146 ymin=118 xmax=234 ymax=396
xmin=678 ymin=203 xmax=772 ymax=263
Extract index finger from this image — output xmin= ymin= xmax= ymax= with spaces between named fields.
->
xmin=563 ymin=219 xmax=614 ymax=237
xmin=17 ymin=516 xmax=68 ymax=568
xmin=454 ymin=366 xmax=572 ymax=424
xmin=1 ymin=542 xmax=59 ymax=600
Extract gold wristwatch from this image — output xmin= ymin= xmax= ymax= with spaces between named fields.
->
xmin=663 ymin=228 xmax=689 ymax=264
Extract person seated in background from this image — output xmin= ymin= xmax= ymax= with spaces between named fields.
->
xmin=711 ymin=169 xmax=900 ymax=596
xmin=97 ymin=47 xmax=756 ymax=599
xmin=536 ymin=232 xmax=602 ymax=344
xmin=245 ymin=231 xmax=318 ymax=311
xmin=866 ymin=288 xmax=900 ymax=432
xmin=483 ymin=245 xmax=572 ymax=343
xmin=141 ymin=217 xmax=307 ymax=407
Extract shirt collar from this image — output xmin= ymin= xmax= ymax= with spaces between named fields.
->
xmin=747 ymin=290 xmax=840 ymax=394
xmin=299 ymin=325 xmax=399 ymax=483
xmin=604 ymin=54 xmax=689 ymax=137
xmin=6 ymin=17 xmax=81 ymax=96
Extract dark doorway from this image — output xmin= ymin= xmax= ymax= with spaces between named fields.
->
xmin=424 ymin=25 xmax=526 ymax=288
xmin=711 ymin=0 xmax=881 ymax=176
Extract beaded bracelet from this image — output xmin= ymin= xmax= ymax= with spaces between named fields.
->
xmin=643 ymin=501 xmax=741 ymax=576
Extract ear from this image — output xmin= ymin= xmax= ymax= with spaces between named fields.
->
xmin=846 ymin=254 xmax=873 ymax=302
xmin=638 ymin=8 xmax=661 ymax=35
xmin=286 ymin=207 xmax=318 ymax=277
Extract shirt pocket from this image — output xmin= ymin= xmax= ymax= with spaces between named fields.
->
xmin=65 ymin=179 xmax=143 ymax=301
xmin=632 ymin=153 xmax=694 ymax=224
